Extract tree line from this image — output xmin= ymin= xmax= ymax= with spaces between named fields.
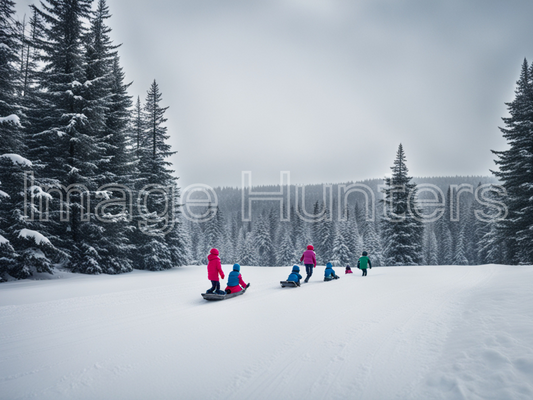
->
xmin=184 ymin=146 xmax=504 ymax=268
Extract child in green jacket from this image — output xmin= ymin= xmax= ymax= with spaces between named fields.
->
xmin=357 ymin=251 xmax=372 ymax=276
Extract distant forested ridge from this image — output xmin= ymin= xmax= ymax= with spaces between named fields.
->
xmin=184 ymin=174 xmax=501 ymax=267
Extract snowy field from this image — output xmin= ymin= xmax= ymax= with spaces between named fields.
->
xmin=1 ymin=265 xmax=532 ymax=400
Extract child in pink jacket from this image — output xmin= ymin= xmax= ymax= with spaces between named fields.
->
xmin=206 ymin=248 xmax=225 ymax=295
xmin=300 ymin=245 xmax=317 ymax=283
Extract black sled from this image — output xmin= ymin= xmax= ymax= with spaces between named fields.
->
xmin=280 ymin=280 xmax=300 ymax=288
xmin=202 ymin=285 xmax=249 ymax=301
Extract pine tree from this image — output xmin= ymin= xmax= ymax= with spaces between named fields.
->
xmin=452 ymin=226 xmax=469 ymax=265
xmin=347 ymin=206 xmax=363 ymax=265
xmin=491 ymin=59 xmax=533 ymax=264
xmin=239 ymin=230 xmax=257 ymax=266
xmin=310 ymin=201 xmax=321 ymax=252
xmin=187 ymin=220 xmax=203 ymax=264
xmin=277 ymin=225 xmax=297 ymax=266
xmin=0 ymin=1 xmax=57 ymax=280
xmin=380 ymin=144 xmax=424 ymax=266
xmin=332 ymin=220 xmax=351 ymax=266
xmin=292 ymin=204 xmax=309 ymax=253
xmin=1 ymin=0 xmax=23 ymax=154
xmin=202 ymin=205 xmax=225 ymax=258
xmin=254 ymin=213 xmax=274 ymax=266
xmin=441 ymin=226 xmax=453 ymax=265
xmin=463 ymin=201 xmax=477 ymax=265
xmin=165 ymin=209 xmax=191 ymax=267
xmin=28 ymin=0 xmax=109 ymax=273
xmin=424 ymin=228 xmax=439 ymax=266
xmin=434 ymin=188 xmax=453 ymax=265
xmin=133 ymin=96 xmax=143 ymax=156
xmin=81 ymin=0 xmax=135 ymax=274
xmin=477 ymin=186 xmax=507 ymax=264
xmin=362 ymin=220 xmax=383 ymax=266
xmin=312 ymin=202 xmax=332 ymax=264
xmin=131 ymin=80 xmax=180 ymax=270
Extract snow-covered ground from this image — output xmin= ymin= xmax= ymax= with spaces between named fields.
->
xmin=1 ymin=265 xmax=532 ymax=400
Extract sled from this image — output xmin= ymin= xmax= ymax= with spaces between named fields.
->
xmin=201 ymin=287 xmax=247 ymax=301
xmin=280 ymin=280 xmax=300 ymax=288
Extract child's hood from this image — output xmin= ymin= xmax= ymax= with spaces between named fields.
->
xmin=207 ymin=253 xmax=220 ymax=262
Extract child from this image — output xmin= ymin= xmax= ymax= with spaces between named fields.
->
xmin=287 ymin=265 xmax=303 ymax=286
xmin=206 ymin=248 xmax=226 ymax=295
xmin=357 ymin=251 xmax=372 ymax=276
xmin=225 ymin=263 xmax=250 ymax=294
xmin=300 ymin=245 xmax=317 ymax=283
xmin=345 ymin=265 xmax=353 ymax=274
xmin=324 ymin=263 xmax=340 ymax=281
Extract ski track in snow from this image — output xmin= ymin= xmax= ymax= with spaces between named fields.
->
xmin=0 ymin=265 xmax=532 ymax=400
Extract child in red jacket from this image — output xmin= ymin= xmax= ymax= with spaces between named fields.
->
xmin=206 ymin=248 xmax=225 ymax=295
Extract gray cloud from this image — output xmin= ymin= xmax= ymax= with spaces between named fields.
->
xmin=15 ymin=0 xmax=533 ymax=187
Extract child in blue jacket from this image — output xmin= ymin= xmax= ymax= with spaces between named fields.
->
xmin=287 ymin=265 xmax=303 ymax=285
xmin=324 ymin=263 xmax=340 ymax=281
xmin=225 ymin=263 xmax=250 ymax=294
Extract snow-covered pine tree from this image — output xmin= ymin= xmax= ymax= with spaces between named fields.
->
xmin=0 ymin=1 xmax=57 ymax=280
xmin=239 ymin=229 xmax=257 ymax=266
xmin=462 ymin=199 xmax=478 ymax=265
xmin=223 ymin=213 xmax=241 ymax=264
xmin=132 ymin=96 xmax=143 ymax=157
xmin=476 ymin=186 xmax=507 ymax=265
xmin=347 ymin=205 xmax=363 ymax=266
xmin=380 ymin=144 xmax=424 ymax=266
xmin=222 ymin=233 xmax=235 ymax=264
xmin=479 ymin=221 xmax=504 ymax=265
xmin=268 ymin=208 xmax=279 ymax=249
xmin=131 ymin=80 xmax=179 ymax=270
xmin=312 ymin=202 xmax=332 ymax=264
xmin=81 ymin=0 xmax=136 ymax=274
xmin=452 ymin=226 xmax=469 ymax=265
xmin=423 ymin=227 xmax=439 ymax=266
xmin=276 ymin=225 xmax=296 ymax=266
xmin=491 ymin=59 xmax=533 ymax=264
xmin=1 ymin=0 xmax=23 ymax=152
xmin=187 ymin=219 xmax=204 ymax=264
xmin=362 ymin=220 xmax=383 ymax=266
xmin=202 ymin=204 xmax=225 ymax=260
xmin=28 ymin=0 xmax=111 ymax=273
xmin=0 ymin=153 xmax=58 ymax=280
xmin=292 ymin=204 xmax=309 ymax=253
xmin=165 ymin=207 xmax=191 ymax=267
xmin=254 ymin=213 xmax=274 ymax=266
xmin=332 ymin=220 xmax=351 ymax=267
xmin=310 ymin=201 xmax=321 ymax=252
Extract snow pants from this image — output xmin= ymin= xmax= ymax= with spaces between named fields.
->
xmin=305 ymin=264 xmax=314 ymax=281
xmin=209 ymin=280 xmax=221 ymax=291
xmin=362 ymin=269 xmax=367 ymax=276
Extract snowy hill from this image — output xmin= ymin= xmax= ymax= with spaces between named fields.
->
xmin=1 ymin=265 xmax=532 ymax=400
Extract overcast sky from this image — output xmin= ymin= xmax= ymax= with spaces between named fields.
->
xmin=15 ymin=0 xmax=533 ymax=188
